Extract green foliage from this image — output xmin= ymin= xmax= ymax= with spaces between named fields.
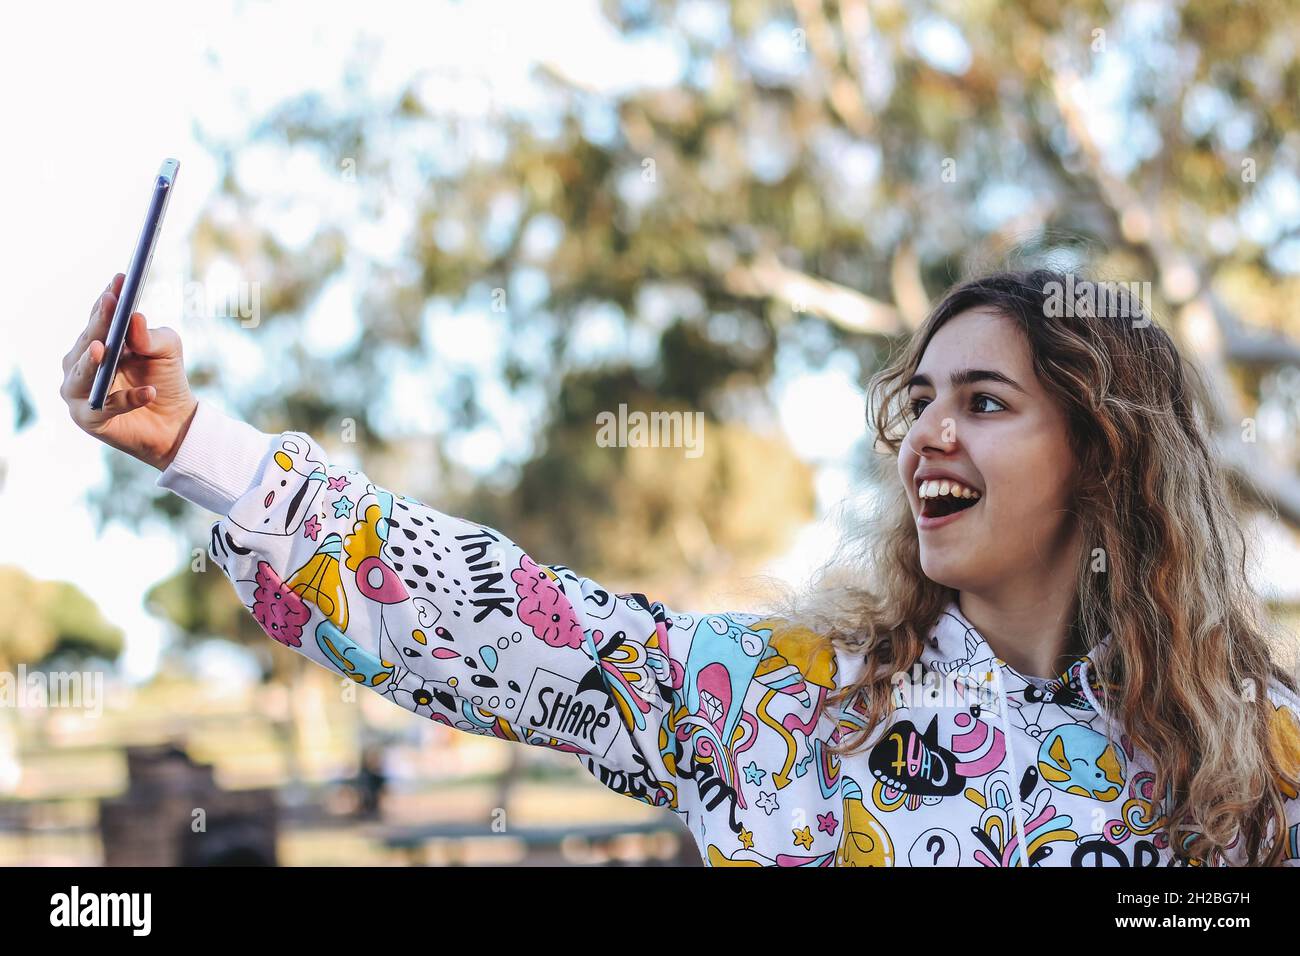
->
xmin=0 ymin=566 xmax=124 ymax=668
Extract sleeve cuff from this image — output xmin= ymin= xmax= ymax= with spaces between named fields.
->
xmin=155 ymin=400 xmax=279 ymax=515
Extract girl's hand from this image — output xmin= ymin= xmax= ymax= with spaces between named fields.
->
xmin=61 ymin=274 xmax=199 ymax=472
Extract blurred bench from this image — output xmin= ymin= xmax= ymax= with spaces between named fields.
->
xmin=381 ymin=818 xmax=701 ymax=866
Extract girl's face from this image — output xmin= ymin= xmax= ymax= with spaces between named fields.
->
xmin=897 ymin=307 xmax=1081 ymax=593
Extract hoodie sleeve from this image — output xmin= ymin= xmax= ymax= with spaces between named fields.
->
xmin=154 ymin=401 xmax=792 ymax=822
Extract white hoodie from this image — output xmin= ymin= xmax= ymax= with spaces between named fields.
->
xmin=157 ymin=400 xmax=1300 ymax=867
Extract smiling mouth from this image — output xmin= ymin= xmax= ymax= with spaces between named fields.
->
xmin=921 ymin=495 xmax=979 ymax=519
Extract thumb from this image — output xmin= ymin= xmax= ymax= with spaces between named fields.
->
xmin=101 ymin=384 xmax=156 ymax=417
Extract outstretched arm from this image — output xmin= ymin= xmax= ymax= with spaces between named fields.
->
xmin=156 ymin=401 xmax=785 ymax=825
xmin=60 ymin=278 xmax=821 ymax=852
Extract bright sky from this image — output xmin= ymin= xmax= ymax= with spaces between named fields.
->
xmin=1 ymin=1 xmax=1295 ymax=684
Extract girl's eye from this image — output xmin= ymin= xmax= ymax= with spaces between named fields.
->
xmin=908 ymin=394 xmax=1004 ymax=420
xmin=972 ymin=394 xmax=1006 ymax=413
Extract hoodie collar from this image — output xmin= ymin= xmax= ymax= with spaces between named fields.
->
xmin=923 ymin=601 xmax=1114 ymax=717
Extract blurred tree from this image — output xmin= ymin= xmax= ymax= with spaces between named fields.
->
xmin=0 ymin=565 xmax=124 ymax=793
xmin=0 ymin=566 xmax=123 ymax=671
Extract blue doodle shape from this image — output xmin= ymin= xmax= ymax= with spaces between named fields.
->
xmin=316 ymin=618 xmax=392 ymax=686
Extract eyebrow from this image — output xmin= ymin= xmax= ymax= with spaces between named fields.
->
xmin=906 ymin=368 xmax=1028 ymax=394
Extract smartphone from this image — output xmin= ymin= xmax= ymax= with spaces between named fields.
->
xmin=89 ymin=158 xmax=181 ymax=411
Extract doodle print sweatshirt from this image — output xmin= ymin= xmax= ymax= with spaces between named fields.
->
xmin=156 ymin=400 xmax=1300 ymax=867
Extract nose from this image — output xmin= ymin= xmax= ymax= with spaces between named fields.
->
xmin=905 ymin=401 xmax=958 ymax=457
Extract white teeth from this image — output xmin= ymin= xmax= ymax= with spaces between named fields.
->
xmin=918 ymin=479 xmax=981 ymax=500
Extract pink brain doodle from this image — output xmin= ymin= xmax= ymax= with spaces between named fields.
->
xmin=511 ymin=555 xmax=583 ymax=649
xmin=252 ymin=560 xmax=310 ymax=648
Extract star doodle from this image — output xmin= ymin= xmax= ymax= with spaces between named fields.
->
xmin=744 ymin=761 xmax=766 ymax=786
xmin=755 ymin=791 xmax=780 ymax=815
xmin=332 ymin=495 xmax=354 ymax=519
xmin=792 ymin=826 xmax=813 ymax=850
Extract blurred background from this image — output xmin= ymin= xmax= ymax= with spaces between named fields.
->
xmin=2 ymin=0 xmax=1299 ymax=866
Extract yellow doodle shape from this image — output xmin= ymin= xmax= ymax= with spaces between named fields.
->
xmin=837 ymin=779 xmax=894 ymax=866
xmin=285 ymin=538 xmax=349 ymax=632
xmin=755 ymin=689 xmax=798 ymax=789
xmin=342 ymin=500 xmax=386 ymax=572
xmin=706 ymin=844 xmax=763 ymax=866
xmin=754 ymin=619 xmax=836 ymax=690
xmin=1269 ymin=700 xmax=1300 ymax=800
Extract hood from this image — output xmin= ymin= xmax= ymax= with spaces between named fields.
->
xmin=919 ymin=602 xmax=1115 ymax=720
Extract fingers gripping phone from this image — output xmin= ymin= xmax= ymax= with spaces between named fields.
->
xmin=89 ymin=158 xmax=180 ymax=411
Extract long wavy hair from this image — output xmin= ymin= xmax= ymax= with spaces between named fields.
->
xmin=770 ymin=266 xmax=1300 ymax=866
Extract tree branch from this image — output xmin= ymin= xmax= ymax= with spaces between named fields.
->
xmin=791 ymin=0 xmax=875 ymax=139
xmin=721 ymin=252 xmax=902 ymax=337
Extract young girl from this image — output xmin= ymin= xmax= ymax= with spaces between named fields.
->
xmin=63 ymin=268 xmax=1300 ymax=866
